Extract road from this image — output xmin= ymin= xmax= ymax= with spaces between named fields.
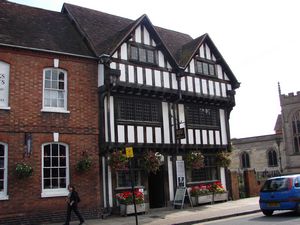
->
xmin=195 ymin=211 xmax=300 ymax=225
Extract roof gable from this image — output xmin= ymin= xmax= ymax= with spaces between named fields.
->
xmin=182 ymin=34 xmax=239 ymax=88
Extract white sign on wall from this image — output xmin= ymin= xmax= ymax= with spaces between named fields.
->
xmin=176 ymin=160 xmax=186 ymax=187
xmin=0 ymin=61 xmax=10 ymax=108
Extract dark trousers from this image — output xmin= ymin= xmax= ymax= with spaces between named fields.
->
xmin=65 ymin=204 xmax=84 ymax=225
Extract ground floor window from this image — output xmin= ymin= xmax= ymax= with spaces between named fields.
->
xmin=41 ymin=143 xmax=69 ymax=197
xmin=0 ymin=142 xmax=8 ymax=200
xmin=117 ymin=170 xmax=141 ymax=188
xmin=189 ymin=155 xmax=219 ymax=182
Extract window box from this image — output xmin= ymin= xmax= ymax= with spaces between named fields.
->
xmin=120 ymin=203 xmax=146 ymax=216
xmin=213 ymin=192 xmax=228 ymax=202
xmin=198 ymin=194 xmax=213 ymax=204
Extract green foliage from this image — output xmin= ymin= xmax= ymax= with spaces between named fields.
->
xmin=186 ymin=151 xmax=204 ymax=169
xmin=76 ymin=157 xmax=92 ymax=172
xmin=109 ymin=151 xmax=128 ymax=171
xmin=15 ymin=162 xmax=33 ymax=179
xmin=216 ymin=151 xmax=231 ymax=167
xmin=143 ymin=151 xmax=161 ymax=174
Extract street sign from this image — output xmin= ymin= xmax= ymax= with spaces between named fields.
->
xmin=176 ymin=128 xmax=185 ymax=139
xmin=126 ymin=147 xmax=134 ymax=158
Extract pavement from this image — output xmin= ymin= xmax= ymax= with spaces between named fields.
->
xmin=49 ymin=197 xmax=261 ymax=225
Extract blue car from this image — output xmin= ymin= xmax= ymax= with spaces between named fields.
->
xmin=259 ymin=174 xmax=300 ymax=216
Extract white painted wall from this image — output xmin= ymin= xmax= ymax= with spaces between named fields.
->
xmin=120 ymin=43 xmax=127 ymax=60
xmin=146 ymin=127 xmax=153 ymax=143
xmin=162 ymin=102 xmax=170 ymax=144
xmin=168 ymin=156 xmax=174 ymax=201
xmin=137 ymin=126 xmax=144 ymax=143
xmin=128 ymin=65 xmax=135 ymax=83
xmin=98 ymin=63 xmax=104 ymax=87
xmin=127 ymin=125 xmax=135 ymax=143
xmin=220 ymin=109 xmax=228 ymax=145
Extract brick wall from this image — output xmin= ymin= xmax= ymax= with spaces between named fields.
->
xmin=229 ymin=170 xmax=240 ymax=200
xmin=0 ymin=47 xmax=102 ymax=222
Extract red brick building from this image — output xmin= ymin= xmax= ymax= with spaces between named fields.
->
xmin=0 ymin=1 xmax=239 ymax=223
xmin=0 ymin=1 xmax=101 ymax=223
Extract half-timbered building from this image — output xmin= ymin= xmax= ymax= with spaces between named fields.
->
xmin=0 ymin=1 xmax=239 ymax=222
xmin=62 ymin=3 xmax=239 ymax=209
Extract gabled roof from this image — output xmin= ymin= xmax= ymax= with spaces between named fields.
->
xmin=177 ymin=33 xmax=239 ymax=88
xmin=63 ymin=3 xmax=187 ymax=67
xmin=0 ymin=0 xmax=94 ymax=57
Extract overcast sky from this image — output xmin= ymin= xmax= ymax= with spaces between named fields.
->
xmin=11 ymin=0 xmax=300 ymax=138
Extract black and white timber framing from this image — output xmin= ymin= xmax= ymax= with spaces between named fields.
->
xmin=95 ymin=16 xmax=239 ymax=208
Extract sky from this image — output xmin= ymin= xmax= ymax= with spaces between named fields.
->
xmin=11 ymin=0 xmax=300 ymax=138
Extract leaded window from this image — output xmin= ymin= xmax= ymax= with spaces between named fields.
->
xmin=117 ymin=170 xmax=141 ymax=187
xmin=43 ymin=68 xmax=67 ymax=112
xmin=0 ymin=143 xmax=8 ymax=200
xmin=268 ymin=148 xmax=278 ymax=167
xmin=116 ymin=97 xmax=161 ymax=124
xmin=292 ymin=111 xmax=300 ymax=153
xmin=241 ymin=152 xmax=250 ymax=169
xmin=42 ymin=143 xmax=69 ymax=197
xmin=191 ymin=155 xmax=218 ymax=182
xmin=185 ymin=105 xmax=219 ymax=128
xmin=195 ymin=61 xmax=216 ymax=76
xmin=129 ymin=44 xmax=156 ymax=64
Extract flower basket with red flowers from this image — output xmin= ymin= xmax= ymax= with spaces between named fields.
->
xmin=186 ymin=151 xmax=204 ymax=169
xmin=115 ymin=189 xmax=144 ymax=205
xmin=208 ymin=181 xmax=228 ymax=202
xmin=143 ymin=150 xmax=161 ymax=174
xmin=108 ymin=151 xmax=128 ymax=171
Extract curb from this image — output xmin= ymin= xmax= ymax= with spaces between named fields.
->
xmin=175 ymin=209 xmax=261 ymax=225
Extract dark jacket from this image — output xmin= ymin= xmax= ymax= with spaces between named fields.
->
xmin=69 ymin=191 xmax=80 ymax=206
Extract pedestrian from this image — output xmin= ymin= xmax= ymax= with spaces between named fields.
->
xmin=64 ymin=184 xmax=85 ymax=225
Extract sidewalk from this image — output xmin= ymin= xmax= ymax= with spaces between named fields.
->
xmin=48 ymin=197 xmax=260 ymax=225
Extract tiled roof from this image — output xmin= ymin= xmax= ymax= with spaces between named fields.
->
xmin=63 ymin=3 xmax=193 ymax=60
xmin=0 ymin=0 xmax=94 ymax=57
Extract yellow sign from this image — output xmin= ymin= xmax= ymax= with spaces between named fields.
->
xmin=125 ymin=147 xmax=134 ymax=158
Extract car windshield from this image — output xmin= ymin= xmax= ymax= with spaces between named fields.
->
xmin=261 ymin=178 xmax=291 ymax=192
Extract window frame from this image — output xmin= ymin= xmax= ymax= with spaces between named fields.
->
xmin=42 ymin=68 xmax=69 ymax=113
xmin=241 ymin=152 xmax=250 ymax=169
xmin=115 ymin=97 xmax=162 ymax=125
xmin=0 ymin=142 xmax=8 ymax=200
xmin=194 ymin=59 xmax=216 ymax=77
xmin=190 ymin=155 xmax=219 ymax=182
xmin=128 ymin=43 xmax=157 ymax=65
xmin=185 ymin=104 xmax=220 ymax=129
xmin=267 ymin=148 xmax=278 ymax=167
xmin=41 ymin=142 xmax=69 ymax=198
xmin=292 ymin=111 xmax=300 ymax=153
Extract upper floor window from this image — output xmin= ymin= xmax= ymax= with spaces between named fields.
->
xmin=185 ymin=105 xmax=219 ymax=128
xmin=0 ymin=61 xmax=10 ymax=110
xmin=41 ymin=143 xmax=69 ymax=197
xmin=267 ymin=148 xmax=278 ymax=167
xmin=0 ymin=142 xmax=8 ymax=200
xmin=116 ymin=97 xmax=161 ymax=124
xmin=292 ymin=111 xmax=300 ymax=153
xmin=129 ymin=44 xmax=156 ymax=64
xmin=195 ymin=60 xmax=216 ymax=76
xmin=42 ymin=68 xmax=68 ymax=113
xmin=241 ymin=152 xmax=250 ymax=169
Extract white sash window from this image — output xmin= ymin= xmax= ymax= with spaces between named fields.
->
xmin=0 ymin=142 xmax=8 ymax=200
xmin=42 ymin=68 xmax=68 ymax=113
xmin=41 ymin=143 xmax=69 ymax=197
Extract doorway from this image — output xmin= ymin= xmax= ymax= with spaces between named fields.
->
xmin=148 ymin=165 xmax=165 ymax=208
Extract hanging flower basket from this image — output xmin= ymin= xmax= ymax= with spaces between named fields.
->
xmin=108 ymin=151 xmax=128 ymax=171
xmin=143 ymin=150 xmax=161 ymax=174
xmin=15 ymin=162 xmax=33 ymax=179
xmin=186 ymin=151 xmax=204 ymax=169
xmin=76 ymin=156 xmax=92 ymax=172
xmin=216 ymin=151 xmax=231 ymax=167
